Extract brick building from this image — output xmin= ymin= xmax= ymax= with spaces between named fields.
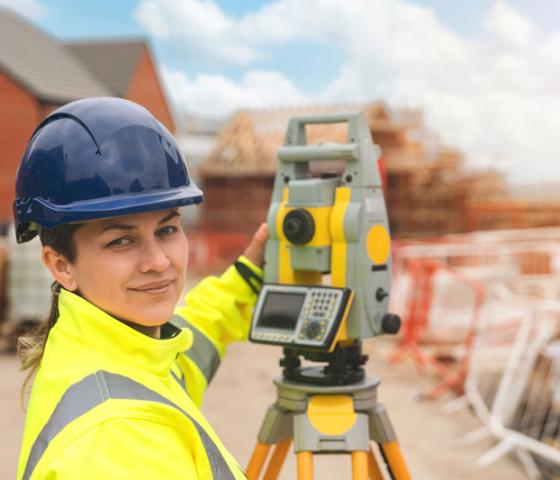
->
xmin=0 ymin=8 xmax=174 ymax=219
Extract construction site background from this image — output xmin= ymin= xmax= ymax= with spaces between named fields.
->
xmin=184 ymin=102 xmax=560 ymax=274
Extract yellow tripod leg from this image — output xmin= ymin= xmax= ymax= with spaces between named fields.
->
xmin=380 ymin=441 xmax=412 ymax=480
xmin=368 ymin=445 xmax=384 ymax=480
xmin=246 ymin=443 xmax=271 ymax=480
xmin=297 ymin=451 xmax=314 ymax=480
xmin=351 ymin=451 xmax=369 ymax=480
xmin=263 ymin=438 xmax=292 ymax=480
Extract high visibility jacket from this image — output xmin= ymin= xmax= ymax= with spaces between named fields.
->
xmin=17 ymin=257 xmax=261 ymax=480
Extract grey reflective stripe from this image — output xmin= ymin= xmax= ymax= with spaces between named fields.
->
xmin=23 ymin=370 xmax=237 ymax=480
xmin=172 ymin=315 xmax=221 ymax=383
xmin=171 ymin=369 xmax=187 ymax=392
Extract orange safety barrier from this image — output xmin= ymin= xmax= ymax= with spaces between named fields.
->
xmin=389 ymin=258 xmax=486 ymax=400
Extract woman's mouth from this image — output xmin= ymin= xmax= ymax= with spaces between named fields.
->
xmin=130 ymin=280 xmax=174 ymax=295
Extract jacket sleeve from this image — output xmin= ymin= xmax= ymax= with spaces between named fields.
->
xmin=172 ymin=256 xmax=263 ymax=405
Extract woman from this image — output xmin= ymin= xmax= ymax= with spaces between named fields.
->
xmin=14 ymin=97 xmax=267 ymax=479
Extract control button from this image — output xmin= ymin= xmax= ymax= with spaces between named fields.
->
xmin=381 ymin=314 xmax=401 ymax=334
xmin=305 ymin=321 xmax=322 ymax=339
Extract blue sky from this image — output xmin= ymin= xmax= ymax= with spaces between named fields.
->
xmin=1 ymin=0 xmax=559 ymax=184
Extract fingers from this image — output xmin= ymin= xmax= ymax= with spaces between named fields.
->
xmin=254 ymin=223 xmax=269 ymax=242
xmin=243 ymin=223 xmax=269 ymax=268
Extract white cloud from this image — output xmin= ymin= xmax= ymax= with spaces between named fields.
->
xmin=135 ymin=0 xmax=261 ymax=64
xmin=0 ymin=0 xmax=46 ymax=19
xmin=538 ymin=31 xmax=560 ymax=65
xmin=162 ymin=67 xmax=308 ymax=115
xmin=484 ymin=0 xmax=533 ymax=50
xmin=139 ymin=0 xmax=560 ymax=183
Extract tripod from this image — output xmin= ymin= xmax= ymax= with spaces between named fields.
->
xmin=246 ymin=344 xmax=412 ymax=479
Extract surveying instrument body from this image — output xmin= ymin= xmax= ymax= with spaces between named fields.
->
xmin=247 ymin=113 xmax=411 ymax=479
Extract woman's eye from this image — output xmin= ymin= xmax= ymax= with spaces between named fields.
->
xmin=107 ymin=237 xmax=132 ymax=248
xmin=157 ymin=225 xmax=178 ymax=237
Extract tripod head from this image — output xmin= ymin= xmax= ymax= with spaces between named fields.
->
xmin=249 ymin=113 xmax=400 ymax=385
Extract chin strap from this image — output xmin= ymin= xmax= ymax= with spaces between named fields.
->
xmin=233 ymin=261 xmax=263 ymax=295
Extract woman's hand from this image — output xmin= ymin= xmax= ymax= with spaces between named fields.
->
xmin=243 ymin=223 xmax=269 ymax=268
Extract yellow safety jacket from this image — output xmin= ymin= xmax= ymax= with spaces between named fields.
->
xmin=17 ymin=257 xmax=262 ymax=480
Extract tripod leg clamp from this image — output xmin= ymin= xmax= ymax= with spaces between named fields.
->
xmin=369 ymin=404 xmax=397 ymax=444
xmin=257 ymin=404 xmax=293 ymax=444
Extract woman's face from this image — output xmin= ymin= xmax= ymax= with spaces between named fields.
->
xmin=67 ymin=208 xmax=187 ymax=330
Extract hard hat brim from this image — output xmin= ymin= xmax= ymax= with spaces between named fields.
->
xmin=15 ymin=185 xmax=203 ymax=243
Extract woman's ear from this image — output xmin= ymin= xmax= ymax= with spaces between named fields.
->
xmin=42 ymin=246 xmax=78 ymax=291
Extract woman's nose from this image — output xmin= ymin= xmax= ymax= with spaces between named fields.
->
xmin=139 ymin=240 xmax=171 ymax=273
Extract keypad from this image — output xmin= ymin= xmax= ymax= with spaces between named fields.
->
xmin=296 ymin=288 xmax=342 ymax=343
xmin=309 ymin=290 xmax=339 ymax=317
xmin=251 ymin=285 xmax=349 ymax=348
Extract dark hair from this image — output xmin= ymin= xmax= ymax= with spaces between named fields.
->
xmin=19 ymin=223 xmax=81 ymax=406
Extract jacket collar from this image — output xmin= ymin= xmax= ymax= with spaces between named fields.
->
xmin=54 ymin=289 xmax=193 ymax=376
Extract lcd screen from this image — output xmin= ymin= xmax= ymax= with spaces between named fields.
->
xmin=257 ymin=291 xmax=305 ymax=331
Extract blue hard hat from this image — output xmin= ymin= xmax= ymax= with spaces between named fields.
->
xmin=14 ymin=97 xmax=203 ymax=243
